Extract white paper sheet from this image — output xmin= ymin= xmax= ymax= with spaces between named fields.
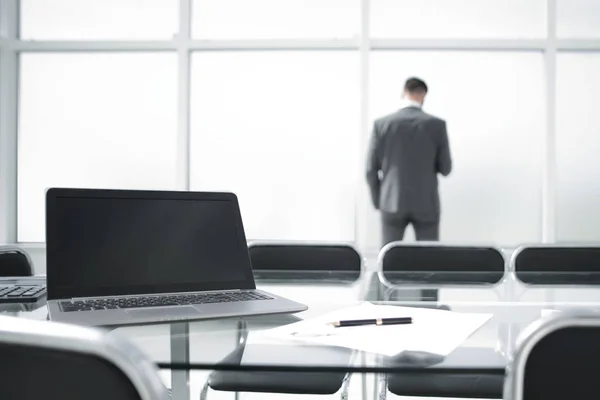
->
xmin=252 ymin=303 xmax=492 ymax=357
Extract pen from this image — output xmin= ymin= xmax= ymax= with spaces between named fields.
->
xmin=329 ymin=317 xmax=412 ymax=327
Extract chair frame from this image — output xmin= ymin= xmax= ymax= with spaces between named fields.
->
xmin=509 ymin=243 xmax=600 ymax=306
xmin=377 ymin=241 xmax=508 ymax=301
xmin=0 ymin=315 xmax=169 ymax=400
xmin=248 ymin=240 xmax=367 ymax=296
xmin=376 ymin=242 xmax=508 ymax=400
xmin=199 ymin=319 xmax=356 ymax=400
xmin=511 ymin=243 xmax=600 ymax=287
xmin=504 ymin=310 xmax=600 ymax=400
xmin=247 ymin=240 xmax=365 ymax=282
xmin=200 ymin=241 xmax=366 ymax=400
xmin=0 ymin=245 xmax=34 ymax=275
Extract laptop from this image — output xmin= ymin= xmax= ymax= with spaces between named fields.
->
xmin=46 ymin=188 xmax=308 ymax=326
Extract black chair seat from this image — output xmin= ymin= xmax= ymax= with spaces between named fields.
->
xmin=388 ymin=371 xmax=503 ymax=399
xmin=209 ymin=370 xmax=347 ymax=395
xmin=386 ymin=347 xmax=505 ymax=399
xmin=207 ymin=343 xmax=352 ymax=395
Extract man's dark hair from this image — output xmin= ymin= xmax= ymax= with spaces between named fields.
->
xmin=404 ymin=77 xmax=428 ymax=93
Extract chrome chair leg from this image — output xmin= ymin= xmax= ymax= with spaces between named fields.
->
xmin=361 ymin=352 xmax=368 ymax=400
xmin=199 ymin=379 xmax=209 ymax=400
xmin=338 ymin=349 xmax=362 ymax=400
xmin=339 ymin=372 xmax=351 ymax=400
xmin=377 ymin=373 xmax=387 ymax=400
xmin=383 ymin=287 xmax=390 ymax=302
xmin=199 ymin=320 xmax=248 ymax=400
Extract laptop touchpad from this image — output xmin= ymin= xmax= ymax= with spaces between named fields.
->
xmin=126 ymin=306 xmax=201 ymax=319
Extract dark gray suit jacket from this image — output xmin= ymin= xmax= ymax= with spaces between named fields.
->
xmin=366 ymin=106 xmax=452 ymax=222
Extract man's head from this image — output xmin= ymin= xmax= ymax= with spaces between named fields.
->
xmin=403 ymin=77 xmax=428 ymax=105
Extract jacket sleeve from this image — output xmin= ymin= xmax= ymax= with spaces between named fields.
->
xmin=436 ymin=120 xmax=452 ymax=177
xmin=366 ymin=122 xmax=382 ymax=209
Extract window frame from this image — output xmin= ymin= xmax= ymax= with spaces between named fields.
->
xmin=1 ymin=0 xmax=597 ymax=253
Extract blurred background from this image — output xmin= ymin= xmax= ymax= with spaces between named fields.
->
xmin=1 ymin=0 xmax=600 ymax=272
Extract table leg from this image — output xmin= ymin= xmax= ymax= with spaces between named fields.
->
xmin=234 ymin=320 xmax=247 ymax=400
xmin=170 ymin=322 xmax=190 ymax=400
xmin=361 ymin=352 xmax=367 ymax=400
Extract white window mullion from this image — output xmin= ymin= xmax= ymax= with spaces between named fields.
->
xmin=543 ymin=0 xmax=557 ymax=242
xmin=0 ymin=0 xmax=19 ymax=243
xmin=177 ymin=0 xmax=192 ymax=191
xmin=357 ymin=0 xmax=372 ymax=254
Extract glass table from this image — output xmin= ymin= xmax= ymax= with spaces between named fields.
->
xmin=3 ymin=272 xmax=600 ymax=400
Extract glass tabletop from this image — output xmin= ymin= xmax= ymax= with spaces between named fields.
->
xmin=113 ymin=301 xmax=597 ymax=374
xmin=4 ymin=272 xmax=600 ymax=374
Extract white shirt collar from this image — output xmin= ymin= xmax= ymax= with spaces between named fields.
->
xmin=401 ymin=99 xmax=422 ymax=109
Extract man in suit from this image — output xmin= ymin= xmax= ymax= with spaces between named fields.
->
xmin=366 ymin=77 xmax=452 ymax=245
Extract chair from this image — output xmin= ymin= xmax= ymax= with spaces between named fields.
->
xmin=200 ymin=319 xmax=356 ymax=400
xmin=378 ymin=243 xmax=507 ymax=399
xmin=512 ymin=244 xmax=600 ymax=285
xmin=200 ymin=241 xmax=364 ymax=400
xmin=0 ymin=246 xmax=33 ymax=276
xmin=0 ymin=315 xmax=168 ymax=400
xmin=378 ymin=242 xmax=507 ymax=301
xmin=202 ymin=322 xmax=354 ymax=399
xmin=248 ymin=241 xmax=363 ymax=284
xmin=249 ymin=240 xmax=365 ymax=306
xmin=504 ymin=310 xmax=600 ymax=400
xmin=206 ymin=349 xmax=353 ymax=394
xmin=381 ymin=347 xmax=506 ymax=399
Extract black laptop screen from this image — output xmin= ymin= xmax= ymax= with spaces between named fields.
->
xmin=46 ymin=190 xmax=256 ymax=299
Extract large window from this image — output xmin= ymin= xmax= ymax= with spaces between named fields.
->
xmin=556 ymin=53 xmax=600 ymax=241
xmin=190 ymin=51 xmax=359 ymax=240
xmin=369 ymin=51 xmax=544 ymax=246
xmin=2 ymin=0 xmax=600 ymax=250
xmin=20 ymin=0 xmax=178 ymax=40
xmin=370 ymin=0 xmax=546 ymax=39
xmin=192 ymin=0 xmax=360 ymax=39
xmin=557 ymin=0 xmax=600 ymax=38
xmin=18 ymin=53 xmax=178 ymax=242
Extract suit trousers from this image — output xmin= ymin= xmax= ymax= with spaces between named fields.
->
xmin=381 ymin=212 xmax=440 ymax=302
xmin=381 ymin=212 xmax=440 ymax=243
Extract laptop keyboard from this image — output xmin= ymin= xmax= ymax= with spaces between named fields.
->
xmin=59 ymin=291 xmax=274 ymax=312
xmin=0 ymin=284 xmax=47 ymax=304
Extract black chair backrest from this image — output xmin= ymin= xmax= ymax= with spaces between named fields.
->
xmin=0 ymin=247 xmax=33 ymax=276
xmin=248 ymin=242 xmax=362 ymax=283
xmin=505 ymin=312 xmax=600 ymax=400
xmin=0 ymin=316 xmax=168 ymax=400
xmin=513 ymin=246 xmax=600 ymax=285
xmin=0 ymin=343 xmax=141 ymax=399
xmin=380 ymin=244 xmax=505 ymax=285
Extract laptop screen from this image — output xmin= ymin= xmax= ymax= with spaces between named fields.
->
xmin=46 ymin=190 xmax=256 ymax=300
